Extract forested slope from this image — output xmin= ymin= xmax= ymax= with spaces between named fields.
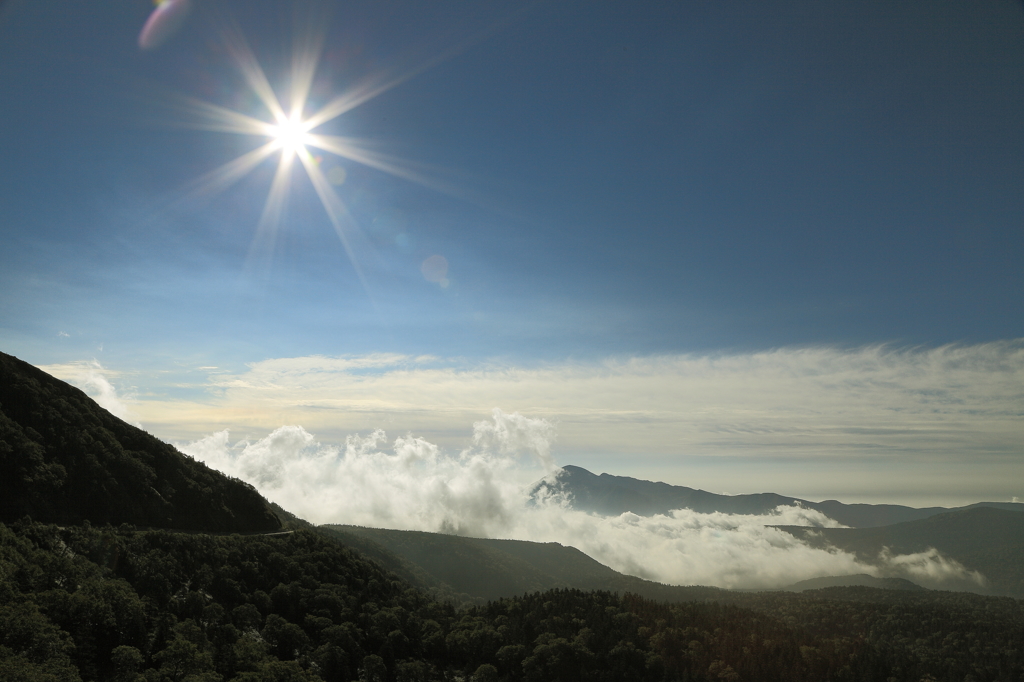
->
xmin=326 ymin=525 xmax=727 ymax=604
xmin=0 ymin=351 xmax=280 ymax=532
xmin=3 ymin=519 xmax=1024 ymax=682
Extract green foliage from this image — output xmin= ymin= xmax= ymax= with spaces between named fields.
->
xmin=2 ymin=519 xmax=1024 ymax=681
xmin=472 ymin=663 xmax=498 ymax=682
xmin=0 ymin=600 xmax=81 ymax=682
xmin=360 ymin=654 xmax=387 ymax=682
xmin=111 ymin=646 xmax=145 ymax=682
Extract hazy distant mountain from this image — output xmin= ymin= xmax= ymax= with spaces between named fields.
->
xmin=537 ymin=465 xmax=1024 ymax=528
xmin=776 ymin=506 xmax=1024 ymax=597
xmin=0 ymin=350 xmax=280 ymax=532
xmin=780 ymin=574 xmax=927 ymax=592
xmin=325 ymin=524 xmax=727 ymax=604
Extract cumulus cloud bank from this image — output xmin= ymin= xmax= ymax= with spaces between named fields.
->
xmin=182 ymin=409 xmax=550 ymax=538
xmin=180 ymin=410 xmax=983 ymax=590
xmin=133 ymin=340 xmax=1024 ymax=505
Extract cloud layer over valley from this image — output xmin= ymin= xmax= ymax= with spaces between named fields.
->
xmin=45 ymin=341 xmax=1024 ymax=505
xmin=33 ymin=345 xmax=1016 ymax=591
xmin=180 ymin=410 xmax=987 ymax=591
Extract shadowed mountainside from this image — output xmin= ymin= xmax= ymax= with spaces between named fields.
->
xmin=775 ymin=506 xmax=1024 ymax=597
xmin=326 ymin=524 xmax=758 ymax=604
xmin=537 ymin=465 xmax=1024 ymax=528
xmin=0 ymin=351 xmax=280 ymax=532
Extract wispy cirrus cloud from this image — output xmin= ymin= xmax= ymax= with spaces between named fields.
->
xmin=152 ymin=341 xmax=1021 ymax=452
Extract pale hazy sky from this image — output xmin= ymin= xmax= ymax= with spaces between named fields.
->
xmin=2 ymin=1 xmax=1023 ymax=507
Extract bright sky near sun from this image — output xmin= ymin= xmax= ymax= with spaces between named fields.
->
xmin=1 ymin=0 xmax=1022 ymax=507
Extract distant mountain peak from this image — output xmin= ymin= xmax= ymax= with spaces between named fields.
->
xmin=540 ymin=464 xmax=1024 ymax=529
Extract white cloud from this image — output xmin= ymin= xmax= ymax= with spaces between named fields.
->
xmin=471 ymin=408 xmax=558 ymax=471
xmin=877 ymin=547 xmax=986 ymax=588
xmin=148 ymin=342 xmax=1023 ymax=456
xmin=180 ymin=410 xmax=550 ymax=538
xmin=179 ymin=411 xmax=987 ymax=591
xmin=138 ymin=341 xmax=1024 ymax=504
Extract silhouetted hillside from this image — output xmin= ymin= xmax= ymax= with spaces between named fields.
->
xmin=776 ymin=507 xmax=1024 ymax=597
xmin=318 ymin=525 xmax=473 ymax=604
xmin=0 ymin=351 xmax=280 ymax=532
xmin=539 ymin=465 xmax=1024 ymax=528
xmin=327 ymin=524 xmax=730 ymax=604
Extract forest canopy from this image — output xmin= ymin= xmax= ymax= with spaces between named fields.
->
xmin=2 ymin=520 xmax=1023 ymax=682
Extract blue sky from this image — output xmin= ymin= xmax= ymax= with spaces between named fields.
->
xmin=1 ymin=0 xmax=1022 ymax=506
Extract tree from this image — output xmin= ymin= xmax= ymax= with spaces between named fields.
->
xmin=472 ymin=663 xmax=498 ymax=682
xmin=360 ymin=655 xmax=386 ymax=682
xmin=111 ymin=646 xmax=144 ymax=682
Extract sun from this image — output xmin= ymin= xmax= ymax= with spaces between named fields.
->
xmin=170 ymin=14 xmax=451 ymax=290
xmin=268 ymin=112 xmax=311 ymax=158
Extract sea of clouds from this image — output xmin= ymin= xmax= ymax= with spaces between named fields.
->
xmin=44 ymin=342 xmax=1024 ymax=507
xmin=179 ymin=408 xmax=985 ymax=591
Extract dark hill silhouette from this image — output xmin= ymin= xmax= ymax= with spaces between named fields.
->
xmin=775 ymin=506 xmax=1024 ymax=597
xmin=326 ymin=524 xmax=742 ymax=604
xmin=538 ymin=465 xmax=1024 ymax=528
xmin=0 ymin=351 xmax=280 ymax=532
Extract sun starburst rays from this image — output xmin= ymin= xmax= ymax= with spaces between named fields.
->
xmin=248 ymin=148 xmax=295 ymax=272
xmin=269 ymin=113 xmax=311 ymax=158
xmin=168 ymin=26 xmax=355 ymax=281
xmin=166 ymin=15 xmax=457 ymax=291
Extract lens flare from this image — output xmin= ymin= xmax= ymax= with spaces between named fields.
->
xmin=139 ymin=0 xmax=192 ymax=51
xmin=421 ymin=255 xmax=449 ymax=284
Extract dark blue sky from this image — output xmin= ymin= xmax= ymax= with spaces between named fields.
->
xmin=2 ymin=0 xmax=1022 ymax=371
xmin=1 ymin=2 xmax=1023 ymax=506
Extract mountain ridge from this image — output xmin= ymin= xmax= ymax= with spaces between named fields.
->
xmin=780 ymin=574 xmax=927 ymax=593
xmin=775 ymin=505 xmax=1024 ymax=597
xmin=324 ymin=523 xmax=731 ymax=604
xmin=539 ymin=464 xmax=1024 ymax=528
xmin=326 ymin=506 xmax=1024 ymax=600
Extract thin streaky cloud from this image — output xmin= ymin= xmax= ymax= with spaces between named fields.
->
xmin=114 ymin=341 xmax=1023 ymax=465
